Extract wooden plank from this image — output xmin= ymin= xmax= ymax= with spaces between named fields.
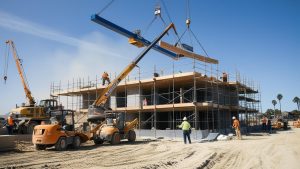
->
xmin=159 ymin=41 xmax=219 ymax=64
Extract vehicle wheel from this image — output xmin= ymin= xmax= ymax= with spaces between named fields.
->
xmin=35 ymin=144 xmax=46 ymax=150
xmin=94 ymin=139 xmax=104 ymax=145
xmin=72 ymin=136 xmax=81 ymax=149
xmin=55 ymin=137 xmax=67 ymax=151
xmin=111 ymin=133 xmax=120 ymax=145
xmin=128 ymin=130 xmax=136 ymax=142
xmin=27 ymin=121 xmax=38 ymax=134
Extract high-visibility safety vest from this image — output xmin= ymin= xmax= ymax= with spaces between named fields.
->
xmin=7 ymin=117 xmax=14 ymax=126
xmin=179 ymin=121 xmax=191 ymax=130
xmin=102 ymin=73 xmax=108 ymax=79
xmin=233 ymin=119 xmax=240 ymax=130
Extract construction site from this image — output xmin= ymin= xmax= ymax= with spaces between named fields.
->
xmin=1 ymin=1 xmax=300 ymax=169
xmin=50 ymin=59 xmax=261 ymax=139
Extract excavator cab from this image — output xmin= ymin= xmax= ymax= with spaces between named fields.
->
xmin=39 ymin=99 xmax=58 ymax=110
xmin=105 ymin=111 xmax=125 ymax=131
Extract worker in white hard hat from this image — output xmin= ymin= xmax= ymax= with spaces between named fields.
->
xmin=232 ymin=116 xmax=242 ymax=140
xmin=4 ymin=113 xmax=14 ymax=135
xmin=177 ymin=116 xmax=191 ymax=144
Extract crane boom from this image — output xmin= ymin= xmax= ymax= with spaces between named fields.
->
xmin=5 ymin=40 xmax=36 ymax=106
xmin=91 ymin=14 xmax=181 ymax=60
xmin=88 ymin=23 xmax=177 ymax=121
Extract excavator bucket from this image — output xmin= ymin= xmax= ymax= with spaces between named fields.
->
xmin=125 ymin=118 xmax=138 ymax=129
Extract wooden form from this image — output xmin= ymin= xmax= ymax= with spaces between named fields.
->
xmin=159 ymin=41 xmax=219 ymax=64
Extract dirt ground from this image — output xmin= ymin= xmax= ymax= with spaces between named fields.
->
xmin=0 ymin=128 xmax=299 ymax=169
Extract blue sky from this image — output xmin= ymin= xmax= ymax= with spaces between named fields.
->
xmin=0 ymin=0 xmax=299 ymax=115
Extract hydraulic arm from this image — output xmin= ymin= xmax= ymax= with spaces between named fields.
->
xmin=88 ymin=23 xmax=177 ymax=121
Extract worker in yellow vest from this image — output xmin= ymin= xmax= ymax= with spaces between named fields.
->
xmin=178 ymin=117 xmax=191 ymax=144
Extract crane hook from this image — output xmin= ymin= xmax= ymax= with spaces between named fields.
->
xmin=186 ymin=18 xmax=191 ymax=28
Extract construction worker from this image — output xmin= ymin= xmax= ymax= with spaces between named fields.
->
xmin=267 ymin=118 xmax=272 ymax=134
xmin=222 ymin=72 xmax=228 ymax=82
xmin=232 ymin=116 xmax=242 ymax=140
xmin=143 ymin=98 xmax=148 ymax=106
xmin=261 ymin=116 xmax=267 ymax=132
xmin=178 ymin=117 xmax=191 ymax=144
xmin=5 ymin=113 xmax=14 ymax=135
xmin=102 ymin=72 xmax=111 ymax=85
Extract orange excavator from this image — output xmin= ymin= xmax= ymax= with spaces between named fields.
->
xmin=4 ymin=40 xmax=59 ymax=134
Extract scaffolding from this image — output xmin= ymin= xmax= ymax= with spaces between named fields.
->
xmin=50 ymin=57 xmax=261 ymax=139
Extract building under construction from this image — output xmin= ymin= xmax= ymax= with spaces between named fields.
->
xmin=50 ymin=6 xmax=261 ymax=139
xmin=51 ymin=58 xmax=261 ymax=139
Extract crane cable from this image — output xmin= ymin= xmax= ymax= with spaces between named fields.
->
xmin=144 ymin=4 xmax=162 ymax=36
xmin=4 ymin=43 xmax=32 ymax=91
xmin=185 ymin=0 xmax=209 ymax=57
xmin=96 ymin=0 xmax=115 ymax=15
xmin=186 ymin=0 xmax=193 ymax=48
xmin=190 ymin=29 xmax=209 ymax=57
xmin=3 ymin=44 xmax=9 ymax=83
xmin=159 ymin=0 xmax=182 ymax=46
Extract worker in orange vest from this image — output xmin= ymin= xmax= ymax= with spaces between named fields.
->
xmin=6 ymin=113 xmax=14 ymax=135
xmin=232 ymin=116 xmax=242 ymax=140
xmin=102 ymin=72 xmax=111 ymax=85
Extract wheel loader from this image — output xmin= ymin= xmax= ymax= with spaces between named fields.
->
xmin=272 ymin=118 xmax=288 ymax=130
xmin=32 ymin=109 xmax=89 ymax=151
xmin=92 ymin=112 xmax=138 ymax=145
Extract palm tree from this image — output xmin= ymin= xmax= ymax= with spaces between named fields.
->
xmin=272 ymin=100 xmax=277 ymax=117
xmin=277 ymin=94 xmax=283 ymax=114
xmin=293 ymin=96 xmax=300 ymax=111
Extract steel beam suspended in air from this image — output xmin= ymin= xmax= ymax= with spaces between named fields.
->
xmin=91 ymin=14 xmax=181 ymax=60
xmin=159 ymin=41 xmax=219 ymax=64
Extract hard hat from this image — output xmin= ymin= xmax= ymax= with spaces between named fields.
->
xmin=183 ymin=117 xmax=187 ymax=121
xmin=232 ymin=116 xmax=236 ymax=120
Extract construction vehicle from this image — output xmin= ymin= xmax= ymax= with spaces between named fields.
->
xmin=293 ymin=119 xmax=300 ymax=128
xmin=4 ymin=40 xmax=59 ymax=134
xmin=32 ymin=109 xmax=89 ymax=151
xmin=88 ymin=17 xmax=177 ymax=145
xmin=272 ymin=117 xmax=288 ymax=130
xmin=93 ymin=112 xmax=138 ymax=144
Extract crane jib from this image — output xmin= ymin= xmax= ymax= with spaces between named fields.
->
xmin=105 ymin=80 xmax=119 ymax=97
